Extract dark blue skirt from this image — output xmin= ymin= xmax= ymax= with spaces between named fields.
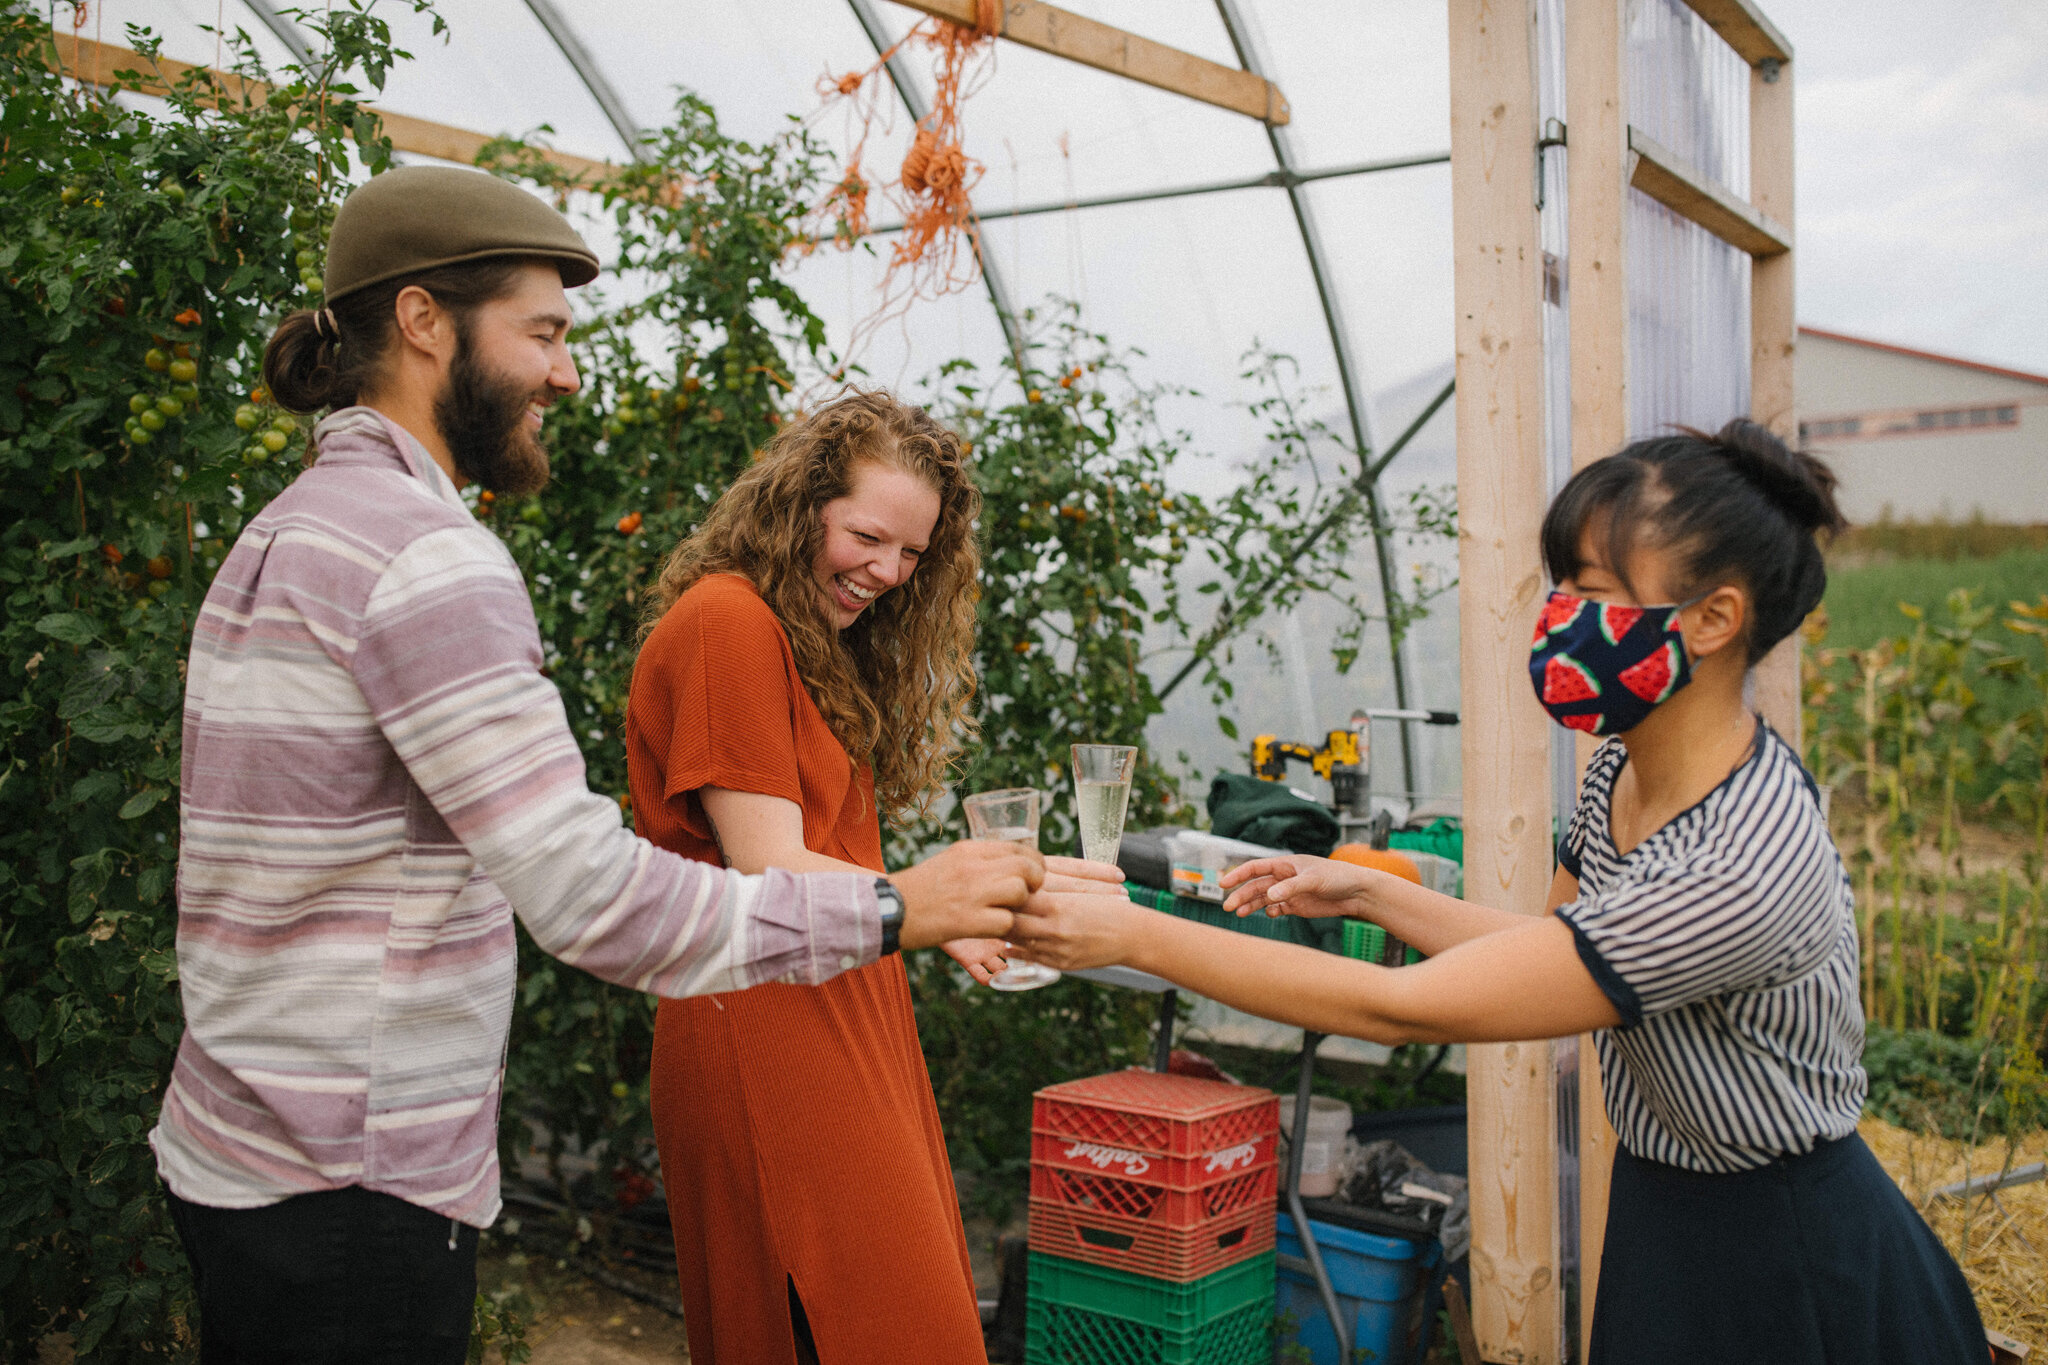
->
xmin=1590 ymin=1132 xmax=1985 ymax=1365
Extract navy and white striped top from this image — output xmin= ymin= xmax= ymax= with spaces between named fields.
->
xmin=1555 ymin=722 xmax=1866 ymax=1173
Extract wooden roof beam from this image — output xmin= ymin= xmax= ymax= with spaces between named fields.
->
xmin=41 ymin=31 xmax=617 ymax=182
xmin=1628 ymin=126 xmax=1790 ymax=258
xmin=888 ymin=0 xmax=1290 ymax=125
xmin=1681 ymin=0 xmax=1792 ymax=66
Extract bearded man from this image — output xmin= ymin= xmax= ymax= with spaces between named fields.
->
xmin=148 ymin=166 xmax=1093 ymax=1363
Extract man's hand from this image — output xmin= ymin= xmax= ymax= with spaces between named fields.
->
xmin=891 ymin=841 xmax=1043 ymax=951
xmin=1220 ymin=855 xmax=1370 ymax=919
xmin=942 ymin=937 xmax=1011 ymax=986
xmin=1004 ymin=889 xmax=1147 ymax=973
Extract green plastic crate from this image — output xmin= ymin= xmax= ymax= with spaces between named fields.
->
xmin=1026 ymin=1252 xmax=1275 ymax=1365
xmin=1340 ymin=918 xmax=1423 ymax=966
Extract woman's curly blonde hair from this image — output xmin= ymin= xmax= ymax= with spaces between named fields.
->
xmin=643 ymin=389 xmax=981 ymax=817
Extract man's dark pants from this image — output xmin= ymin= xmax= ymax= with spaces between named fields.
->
xmin=166 ymin=1185 xmax=477 ymax=1363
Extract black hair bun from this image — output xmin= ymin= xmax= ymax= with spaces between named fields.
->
xmin=1706 ymin=419 xmax=1847 ymax=539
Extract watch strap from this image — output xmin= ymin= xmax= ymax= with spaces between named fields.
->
xmin=873 ymin=877 xmax=905 ymax=957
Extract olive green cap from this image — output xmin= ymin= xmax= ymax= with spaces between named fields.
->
xmin=324 ymin=165 xmax=601 ymax=304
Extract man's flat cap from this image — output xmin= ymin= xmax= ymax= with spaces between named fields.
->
xmin=325 ymin=165 xmax=601 ymax=304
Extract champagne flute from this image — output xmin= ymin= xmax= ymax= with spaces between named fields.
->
xmin=963 ymin=788 xmax=1062 ymax=992
xmin=1070 ymin=744 xmax=1138 ymax=865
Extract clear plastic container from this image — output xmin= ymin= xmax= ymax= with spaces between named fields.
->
xmin=1163 ymin=831 xmax=1283 ymax=903
xmin=1277 ymin=1095 xmax=1353 ymax=1198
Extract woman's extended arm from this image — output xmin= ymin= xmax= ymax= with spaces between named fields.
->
xmin=1221 ymin=857 xmax=1581 ymax=957
xmin=1008 ymin=886 xmax=1617 ymax=1045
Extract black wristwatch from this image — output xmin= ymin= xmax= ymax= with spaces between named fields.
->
xmin=874 ymin=877 xmax=905 ymax=957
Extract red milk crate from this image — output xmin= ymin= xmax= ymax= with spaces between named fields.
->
xmin=1027 ymin=1195 xmax=1276 ymax=1282
xmin=1031 ymin=1069 xmax=1280 ymax=1188
xmin=1029 ymin=1147 xmax=1278 ymax=1227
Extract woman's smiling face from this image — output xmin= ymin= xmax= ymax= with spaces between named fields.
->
xmin=812 ymin=459 xmax=941 ymax=630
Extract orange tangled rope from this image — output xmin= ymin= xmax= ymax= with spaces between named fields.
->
xmin=811 ymin=1 xmax=1001 ymax=359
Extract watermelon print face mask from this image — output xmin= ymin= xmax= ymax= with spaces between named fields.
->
xmin=1528 ymin=590 xmax=1694 ymax=735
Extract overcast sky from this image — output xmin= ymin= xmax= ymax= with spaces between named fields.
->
xmin=1778 ymin=0 xmax=2048 ymax=374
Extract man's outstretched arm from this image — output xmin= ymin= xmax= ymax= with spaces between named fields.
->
xmin=352 ymin=528 xmax=1029 ymax=994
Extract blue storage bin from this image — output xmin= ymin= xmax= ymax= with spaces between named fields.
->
xmin=1274 ymin=1213 xmax=1442 ymax=1365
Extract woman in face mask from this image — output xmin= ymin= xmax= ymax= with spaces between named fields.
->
xmin=1006 ymin=421 xmax=1988 ymax=1365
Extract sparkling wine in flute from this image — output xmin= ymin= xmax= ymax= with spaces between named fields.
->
xmin=1069 ymin=744 xmax=1139 ymax=866
xmin=1074 ymin=780 xmax=1133 ymax=864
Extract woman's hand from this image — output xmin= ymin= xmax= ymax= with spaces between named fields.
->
xmin=1220 ymin=855 xmax=1371 ymax=920
xmin=1005 ymin=889 xmax=1149 ymax=973
xmin=1041 ymin=855 xmax=1129 ymax=896
xmin=942 ymin=938 xmax=1012 ymax=986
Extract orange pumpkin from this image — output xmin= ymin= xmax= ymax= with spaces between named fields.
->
xmin=1329 ymin=844 xmax=1422 ymax=884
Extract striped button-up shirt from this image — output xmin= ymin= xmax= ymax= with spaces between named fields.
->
xmin=150 ymin=407 xmax=879 ymax=1226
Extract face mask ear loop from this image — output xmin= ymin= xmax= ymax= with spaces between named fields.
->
xmin=1669 ymin=586 xmax=1724 ymax=667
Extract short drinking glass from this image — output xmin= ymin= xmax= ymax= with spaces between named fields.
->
xmin=963 ymin=788 xmax=1061 ymax=992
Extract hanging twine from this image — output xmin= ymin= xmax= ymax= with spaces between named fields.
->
xmin=808 ymin=0 xmax=1002 ymax=363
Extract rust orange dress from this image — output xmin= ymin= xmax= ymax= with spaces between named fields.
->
xmin=626 ymin=572 xmax=985 ymax=1365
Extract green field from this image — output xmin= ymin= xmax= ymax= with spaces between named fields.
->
xmin=1820 ymin=548 xmax=2048 ymax=652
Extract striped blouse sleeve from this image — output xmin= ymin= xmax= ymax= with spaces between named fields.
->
xmin=352 ymin=527 xmax=880 ymax=995
xmin=1554 ymin=847 xmax=1840 ymax=1027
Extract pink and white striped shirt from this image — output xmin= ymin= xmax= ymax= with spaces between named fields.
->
xmin=150 ymin=407 xmax=880 ymax=1226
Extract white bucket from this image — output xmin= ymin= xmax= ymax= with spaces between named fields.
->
xmin=1276 ymin=1095 xmax=1353 ymax=1198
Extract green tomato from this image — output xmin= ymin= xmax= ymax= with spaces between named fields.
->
xmin=610 ymin=1081 xmax=629 ymax=1100
xmin=129 ymin=393 xmax=151 ymax=415
xmin=161 ymin=181 xmax=186 ymax=204
xmin=138 ymin=409 xmax=167 ymax=432
xmin=172 ymin=382 xmax=199 ymax=403
xmin=261 ymin=430 xmax=288 ymax=454
xmin=129 ymin=424 xmax=153 ymax=446
xmin=156 ymin=396 xmax=184 ymax=419
xmin=234 ymin=406 xmax=259 ymax=431
xmin=520 ymin=503 xmax=545 ymax=525
xmin=615 ymin=405 xmax=638 ymax=426
xmin=242 ymin=444 xmax=271 ymax=466
xmin=302 ymin=273 xmax=325 ymax=295
xmin=295 ymin=248 xmax=317 ymax=268
xmin=147 ymin=579 xmax=171 ymax=599
xmin=144 ymin=348 xmax=170 ymax=373
xmin=168 ymin=358 xmax=199 ymax=384
xmin=60 ymin=185 xmax=83 ymax=207
xmin=270 ymin=414 xmax=298 ymax=435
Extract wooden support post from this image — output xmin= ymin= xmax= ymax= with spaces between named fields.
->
xmin=1562 ymin=0 xmax=1630 ymax=1348
xmin=1449 ymin=2 xmax=1561 ymax=1359
xmin=1749 ymin=54 xmax=1800 ymax=745
xmin=889 ymin=0 xmax=1289 ymax=124
xmin=43 ymin=32 xmax=616 ymax=182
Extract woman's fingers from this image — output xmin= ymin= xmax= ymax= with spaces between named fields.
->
xmin=1224 ymin=875 xmax=1278 ymax=915
xmin=1005 ymin=890 xmax=1136 ymax=971
xmin=1042 ymin=871 xmax=1134 ymax=896
xmin=1219 ymin=856 xmax=1299 ymax=890
xmin=1044 ymin=855 xmax=1126 ymax=885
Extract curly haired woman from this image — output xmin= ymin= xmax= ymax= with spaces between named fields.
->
xmin=627 ymin=390 xmax=1105 ymax=1364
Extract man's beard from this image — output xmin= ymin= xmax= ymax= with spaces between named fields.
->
xmin=434 ymin=328 xmax=552 ymax=497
